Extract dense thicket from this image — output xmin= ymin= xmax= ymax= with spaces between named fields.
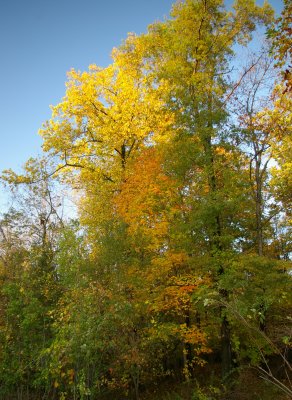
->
xmin=0 ymin=1 xmax=291 ymax=399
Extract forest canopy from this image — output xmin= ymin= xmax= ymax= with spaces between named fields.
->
xmin=0 ymin=1 xmax=291 ymax=399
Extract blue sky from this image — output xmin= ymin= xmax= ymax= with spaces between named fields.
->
xmin=0 ymin=0 xmax=283 ymax=200
xmin=0 ymin=0 xmax=174 ymax=176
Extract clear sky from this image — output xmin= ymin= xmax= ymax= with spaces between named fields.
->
xmin=0 ymin=0 xmax=174 ymax=175
xmin=0 ymin=0 xmax=283 ymax=207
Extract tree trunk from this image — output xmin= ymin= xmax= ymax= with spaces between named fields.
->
xmin=202 ymin=126 xmax=233 ymax=378
xmin=221 ymin=312 xmax=232 ymax=377
xmin=255 ymin=155 xmax=263 ymax=256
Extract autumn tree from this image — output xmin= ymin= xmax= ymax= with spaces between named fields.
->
xmin=1 ymin=1 xmax=291 ymax=399
xmin=115 ymin=0 xmax=273 ymax=376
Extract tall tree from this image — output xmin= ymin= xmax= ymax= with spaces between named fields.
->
xmin=117 ymin=0 xmax=273 ymax=376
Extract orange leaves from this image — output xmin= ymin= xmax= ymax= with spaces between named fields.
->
xmin=153 ymin=274 xmax=204 ymax=317
xmin=180 ymin=284 xmax=198 ymax=293
xmin=38 ymin=55 xmax=175 ymax=238
xmin=114 ymin=148 xmax=177 ymax=246
xmin=158 ymin=285 xmax=190 ymax=315
xmin=175 ymin=324 xmax=210 ymax=353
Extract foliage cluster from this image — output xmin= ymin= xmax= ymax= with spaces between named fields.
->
xmin=0 ymin=1 xmax=291 ymax=399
